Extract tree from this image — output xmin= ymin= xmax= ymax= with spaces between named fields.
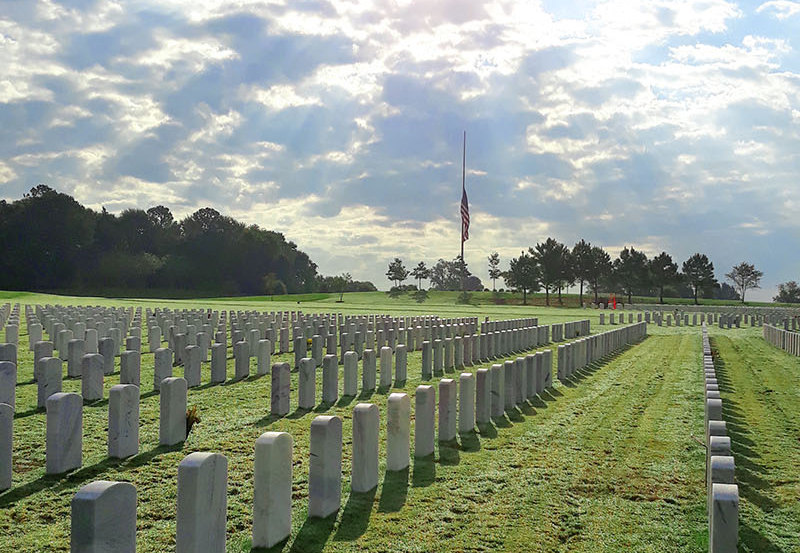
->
xmin=487 ymin=252 xmax=502 ymax=291
xmin=649 ymin=252 xmax=679 ymax=304
xmin=613 ymin=247 xmax=649 ymax=305
xmin=556 ymin=249 xmax=575 ymax=305
xmin=587 ymin=246 xmax=612 ymax=303
xmin=386 ymin=258 xmax=409 ymax=288
xmin=774 ymin=281 xmax=800 ymax=303
xmin=714 ymin=282 xmax=740 ymax=301
xmin=331 ymin=273 xmax=352 ymax=302
xmin=410 ymin=261 xmax=430 ymax=289
xmin=725 ymin=262 xmax=763 ymax=303
xmin=571 ymin=240 xmax=593 ymax=306
xmin=682 ymin=253 xmax=717 ymax=305
xmin=531 ymin=238 xmax=570 ymax=306
xmin=503 ymin=251 xmax=540 ymax=305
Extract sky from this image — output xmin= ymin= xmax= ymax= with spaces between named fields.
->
xmin=2 ymin=0 xmax=800 ymax=300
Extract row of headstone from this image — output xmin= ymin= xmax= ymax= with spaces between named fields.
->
xmin=598 ymin=312 xmax=642 ymax=325
xmin=762 ymin=324 xmax=800 ymax=356
xmin=702 ymin=325 xmax=738 ymax=553
xmin=557 ymin=322 xmax=647 ymax=381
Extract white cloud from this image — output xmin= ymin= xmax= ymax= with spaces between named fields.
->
xmin=756 ymin=0 xmax=800 ymax=19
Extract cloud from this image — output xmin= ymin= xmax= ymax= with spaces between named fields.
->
xmin=756 ymin=1 xmax=800 ymax=20
xmin=1 ymin=0 xmax=799 ymax=298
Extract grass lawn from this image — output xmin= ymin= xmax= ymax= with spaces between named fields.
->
xmin=0 ymin=291 xmax=798 ymax=552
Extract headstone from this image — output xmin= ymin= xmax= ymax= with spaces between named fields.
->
xmin=271 ymin=363 xmax=290 ymax=416
xmin=421 ymin=341 xmax=432 ymax=380
xmin=0 ymin=403 xmax=11 ymax=491
xmin=322 ymin=354 xmax=339 ymax=404
xmin=33 ymin=341 xmax=54 ymax=381
xmin=234 ymin=341 xmax=250 ymax=380
xmin=108 ymin=384 xmax=139 ymax=459
xmin=503 ymin=360 xmax=516 ymax=411
xmin=475 ymin=368 xmax=491 ymax=425
xmin=210 ymin=343 xmax=226 ymax=383
xmin=46 ymin=392 xmax=82 ymax=474
xmin=710 ymin=483 xmax=739 ymax=553
xmin=154 ymin=348 xmax=173 ymax=391
xmin=351 ymin=403 xmax=379 ymax=492
xmin=395 ymin=344 xmax=407 ymax=382
xmin=362 ymin=349 xmax=376 ymax=391
xmin=67 ymin=339 xmax=86 ymax=378
xmin=491 ymin=364 xmax=504 ymax=418
xmin=414 ymin=385 xmax=435 ymax=457
xmin=0 ymin=361 xmax=15 ymax=410
xmin=458 ymin=372 xmax=475 ymax=433
xmin=28 ymin=322 xmax=43 ymax=351
xmin=182 ymin=346 xmax=201 ymax=388
xmin=252 ymin=432 xmax=292 ymax=549
xmin=159 ymin=377 xmax=187 ymax=446
xmin=308 ymin=415 xmax=342 ymax=518
xmin=386 ymin=393 xmax=410 ymax=471
xmin=438 ymin=379 xmax=457 ymax=442
xmin=343 ymin=351 xmax=358 ymax=396
xmin=379 ymin=346 xmax=392 ymax=388
xmin=120 ymin=350 xmax=141 ymax=387
xmin=98 ymin=338 xmax=115 ymax=375
xmin=37 ymin=357 xmax=62 ymax=408
xmin=298 ymin=358 xmax=316 ymax=410
xmin=257 ymin=339 xmax=271 ymax=376
xmin=177 ymin=452 xmax=228 ymax=553
xmin=81 ymin=354 xmax=104 ymax=401
xmin=70 ymin=481 xmax=137 ymax=553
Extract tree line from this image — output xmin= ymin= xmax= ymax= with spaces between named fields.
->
xmin=0 ymin=186 xmax=376 ymax=296
xmin=388 ymin=239 xmax=767 ymax=305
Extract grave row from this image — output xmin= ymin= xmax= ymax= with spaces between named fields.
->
xmin=557 ymin=322 xmax=647 ymax=381
xmin=702 ymin=324 xmax=739 ymax=553
xmin=762 ymin=324 xmax=800 ymax=356
xmin=60 ymin=319 xmax=646 ymax=551
xmin=630 ymin=303 xmax=800 ymax=318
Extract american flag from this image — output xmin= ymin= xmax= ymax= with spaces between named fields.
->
xmin=460 ymin=183 xmax=469 ymax=242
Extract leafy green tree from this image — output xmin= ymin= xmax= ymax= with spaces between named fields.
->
xmin=682 ymin=253 xmax=717 ymax=305
xmin=556 ymin=249 xmax=575 ymax=305
xmin=503 ymin=250 xmax=540 ymax=305
xmin=571 ymin=240 xmax=593 ymax=306
xmin=725 ymin=262 xmax=763 ymax=303
xmin=774 ymin=281 xmax=800 ymax=303
xmin=531 ymin=238 xmax=570 ymax=306
xmin=649 ymin=252 xmax=680 ymax=304
xmin=587 ymin=246 xmax=612 ymax=303
xmin=386 ymin=258 xmax=409 ymax=288
xmin=488 ymin=252 xmax=502 ymax=291
xmin=411 ymin=261 xmax=430 ymax=289
xmin=613 ymin=247 xmax=649 ymax=304
xmin=331 ymin=273 xmax=352 ymax=302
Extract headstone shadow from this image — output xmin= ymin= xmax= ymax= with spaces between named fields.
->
xmin=477 ymin=422 xmax=497 ymax=439
xmin=459 ymin=431 xmax=481 ymax=452
xmin=287 ymin=512 xmax=337 ymax=553
xmin=332 ymin=487 xmax=376 ymax=542
xmin=377 ymin=468 xmax=408 ymax=513
xmin=411 ymin=454 xmax=435 ymax=487
xmin=437 ymin=439 xmax=460 ymax=465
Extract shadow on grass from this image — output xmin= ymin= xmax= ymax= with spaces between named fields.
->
xmin=459 ymin=430 xmax=481 ymax=452
xmin=411 ymin=454 xmax=435 ymax=487
xmin=332 ymin=487 xmax=376 ymax=541
xmin=477 ymin=422 xmax=497 ymax=439
xmin=506 ymin=408 xmax=525 ymax=423
xmin=288 ymin=512 xmax=337 ymax=553
xmin=739 ymin=522 xmax=784 ymax=553
xmin=378 ymin=468 xmax=409 ymax=513
xmin=437 ymin=439 xmax=460 ymax=466
xmin=253 ymin=412 xmax=287 ymax=428
xmin=357 ymin=389 xmax=375 ymax=401
xmin=493 ymin=415 xmax=512 ymax=429
xmin=13 ymin=406 xmax=43 ymax=419
xmin=335 ymin=396 xmax=355 ymax=408
xmin=0 ymin=443 xmax=183 ymax=508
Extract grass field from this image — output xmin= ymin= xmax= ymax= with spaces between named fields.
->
xmin=0 ymin=292 xmax=798 ymax=552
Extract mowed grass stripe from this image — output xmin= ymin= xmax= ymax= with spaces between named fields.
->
xmin=710 ymin=330 xmax=800 ymax=553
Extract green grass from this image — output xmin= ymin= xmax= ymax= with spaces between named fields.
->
xmin=708 ymin=330 xmax=800 ymax=552
xmin=1 ymin=292 xmax=798 ymax=551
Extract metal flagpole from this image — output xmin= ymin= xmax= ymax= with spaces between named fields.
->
xmin=461 ymin=130 xmax=466 ymax=263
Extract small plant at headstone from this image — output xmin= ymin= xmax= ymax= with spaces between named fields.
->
xmin=186 ymin=405 xmax=201 ymax=436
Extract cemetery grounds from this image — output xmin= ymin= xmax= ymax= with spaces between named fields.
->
xmin=0 ymin=290 xmax=798 ymax=552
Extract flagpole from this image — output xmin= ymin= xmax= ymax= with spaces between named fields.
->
xmin=461 ymin=130 xmax=466 ymax=263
